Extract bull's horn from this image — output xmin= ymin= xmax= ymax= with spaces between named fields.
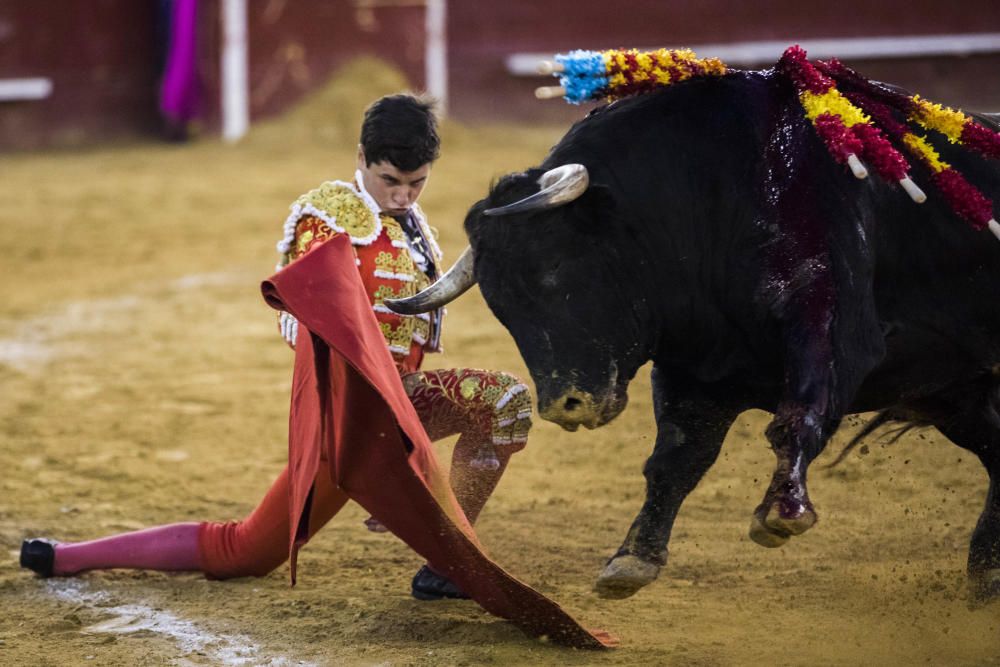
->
xmin=484 ymin=164 xmax=590 ymax=216
xmin=384 ymin=246 xmax=476 ymax=314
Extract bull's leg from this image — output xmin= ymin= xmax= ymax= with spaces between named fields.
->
xmin=751 ymin=313 xmax=847 ymax=548
xmin=750 ymin=399 xmax=838 ymax=546
xmin=933 ymin=405 xmax=1000 ymax=604
xmin=752 ymin=302 xmax=883 ymax=547
xmin=750 ymin=263 xmax=881 ymax=546
xmin=595 ymin=366 xmax=740 ymax=599
xmin=752 ymin=99 xmax=885 ymax=547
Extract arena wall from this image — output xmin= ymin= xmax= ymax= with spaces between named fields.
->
xmin=1 ymin=1 xmax=998 ymax=149
xmin=0 ymin=0 xmax=425 ymax=150
xmin=0 ymin=1 xmax=161 ymax=150
xmin=446 ymin=1 xmax=1000 ymax=123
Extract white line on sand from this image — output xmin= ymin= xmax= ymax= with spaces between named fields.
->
xmin=46 ymin=579 xmax=314 ymax=666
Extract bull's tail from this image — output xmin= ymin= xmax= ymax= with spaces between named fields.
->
xmin=825 ymin=410 xmax=925 ymax=468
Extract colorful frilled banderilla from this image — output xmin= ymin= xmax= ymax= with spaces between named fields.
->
xmin=536 ymin=46 xmax=1000 ymax=239
xmin=536 ymin=48 xmax=727 ymax=103
xmin=778 ymin=45 xmax=1000 ymax=238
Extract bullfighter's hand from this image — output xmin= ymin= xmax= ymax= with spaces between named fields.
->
xmin=278 ymin=311 xmax=298 ymax=349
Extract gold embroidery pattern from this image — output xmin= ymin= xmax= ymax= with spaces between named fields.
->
xmin=401 ymin=368 xmax=533 ymax=469
xmin=292 ymin=216 xmax=337 ymax=260
xmin=459 ymin=377 xmax=480 ymax=400
xmin=297 ymin=182 xmax=378 ymax=241
xmin=373 ymin=284 xmax=403 ymax=305
xmin=412 ymin=315 xmax=430 ymax=345
xmin=404 ymin=369 xmax=532 ymax=440
xmin=380 ymin=318 xmax=417 ymax=354
xmin=383 ymin=220 xmax=407 ymax=245
xmin=295 ymin=230 xmax=314 ymax=255
xmin=374 ymin=249 xmax=416 ymax=278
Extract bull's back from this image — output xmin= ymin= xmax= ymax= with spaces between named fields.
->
xmin=854 ymin=125 xmax=1000 ymax=408
xmin=543 ymin=73 xmax=1000 ymax=411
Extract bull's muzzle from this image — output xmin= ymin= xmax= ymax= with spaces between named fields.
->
xmin=538 ymin=387 xmax=627 ymax=431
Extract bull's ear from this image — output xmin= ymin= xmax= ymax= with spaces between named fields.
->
xmin=463 ymin=197 xmax=492 ymax=240
xmin=567 ymin=183 xmax=617 ymax=232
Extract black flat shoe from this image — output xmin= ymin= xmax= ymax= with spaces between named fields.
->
xmin=20 ymin=538 xmax=57 ymax=577
xmin=411 ymin=564 xmax=470 ymax=601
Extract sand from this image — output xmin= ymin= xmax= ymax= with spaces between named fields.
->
xmin=1 ymin=59 xmax=997 ymax=666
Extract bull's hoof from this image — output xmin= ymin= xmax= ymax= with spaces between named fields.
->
xmin=594 ymin=555 xmax=661 ymax=599
xmin=749 ymin=503 xmax=817 ymax=548
xmin=764 ymin=502 xmax=817 ymax=535
xmin=749 ymin=514 xmax=790 ymax=548
xmin=969 ymin=569 xmax=1000 ymax=608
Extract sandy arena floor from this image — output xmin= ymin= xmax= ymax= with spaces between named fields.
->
xmin=1 ymin=60 xmax=998 ymax=666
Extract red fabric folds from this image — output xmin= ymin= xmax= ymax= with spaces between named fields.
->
xmin=260 ymin=235 xmax=615 ymax=649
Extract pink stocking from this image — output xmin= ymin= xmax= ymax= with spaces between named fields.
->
xmin=53 ymin=522 xmax=202 ymax=576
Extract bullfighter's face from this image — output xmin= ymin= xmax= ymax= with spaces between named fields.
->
xmin=357 ymin=147 xmax=431 ymax=218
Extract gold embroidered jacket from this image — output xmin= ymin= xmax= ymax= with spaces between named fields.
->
xmin=277 ymin=178 xmax=444 ymax=373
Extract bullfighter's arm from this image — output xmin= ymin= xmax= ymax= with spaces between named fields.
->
xmin=276 ymin=215 xmax=342 ymax=348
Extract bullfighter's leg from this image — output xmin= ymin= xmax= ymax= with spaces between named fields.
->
xmin=932 ymin=399 xmax=1000 ymax=604
xmin=21 ymin=466 xmax=348 ymax=579
xmin=366 ymin=368 xmax=531 ymax=528
xmin=362 ymin=368 xmax=532 ymax=600
xmin=595 ymin=366 xmax=740 ymax=599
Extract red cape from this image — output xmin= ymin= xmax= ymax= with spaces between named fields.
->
xmin=260 ymin=235 xmax=615 ymax=649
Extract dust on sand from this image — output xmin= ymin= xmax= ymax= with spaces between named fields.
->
xmin=1 ymin=59 xmax=997 ymax=666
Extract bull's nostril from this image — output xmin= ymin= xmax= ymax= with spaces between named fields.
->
xmin=563 ymin=397 xmax=582 ymax=412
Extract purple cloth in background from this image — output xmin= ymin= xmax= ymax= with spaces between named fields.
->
xmin=160 ymin=0 xmax=201 ymax=123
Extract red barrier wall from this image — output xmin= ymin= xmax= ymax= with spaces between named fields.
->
xmin=1 ymin=1 xmax=998 ymax=149
xmin=0 ymin=0 xmax=160 ymax=150
xmin=446 ymin=1 xmax=1000 ymax=123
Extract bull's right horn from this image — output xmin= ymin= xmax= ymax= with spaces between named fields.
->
xmin=385 ymin=246 xmax=476 ymax=314
xmin=484 ymin=164 xmax=589 ymax=216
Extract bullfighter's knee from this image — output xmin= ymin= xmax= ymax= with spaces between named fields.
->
xmin=451 ymin=370 xmax=533 ymax=470
xmin=489 ymin=371 xmax=533 ymax=453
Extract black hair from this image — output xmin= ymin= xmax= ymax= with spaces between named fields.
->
xmin=359 ymin=94 xmax=440 ymax=171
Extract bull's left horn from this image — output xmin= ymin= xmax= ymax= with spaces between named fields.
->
xmin=385 ymin=246 xmax=476 ymax=314
xmin=484 ymin=164 xmax=590 ymax=216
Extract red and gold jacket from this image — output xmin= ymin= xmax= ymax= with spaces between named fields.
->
xmin=275 ymin=173 xmax=444 ymax=374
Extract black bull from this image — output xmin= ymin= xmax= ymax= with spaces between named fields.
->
xmin=389 ymin=71 xmax=1000 ymax=603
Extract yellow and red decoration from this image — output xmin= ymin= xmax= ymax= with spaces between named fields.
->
xmin=778 ymin=46 xmax=915 ymax=188
xmin=814 ymin=56 xmax=1000 ymax=234
xmin=541 ymin=45 xmax=1000 ymax=238
xmin=548 ymin=48 xmax=726 ymax=103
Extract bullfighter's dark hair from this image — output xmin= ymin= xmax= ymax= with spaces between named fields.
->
xmin=360 ymin=94 xmax=440 ymax=172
